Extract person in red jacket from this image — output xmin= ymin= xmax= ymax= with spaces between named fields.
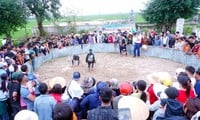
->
xmin=49 ymin=84 xmax=62 ymax=103
xmin=176 ymin=73 xmax=196 ymax=104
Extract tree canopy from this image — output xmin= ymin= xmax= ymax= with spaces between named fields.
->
xmin=143 ymin=0 xmax=200 ymax=31
xmin=0 ymin=0 xmax=26 ymax=39
xmin=24 ymin=0 xmax=61 ymax=36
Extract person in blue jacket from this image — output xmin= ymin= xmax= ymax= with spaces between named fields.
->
xmin=80 ymin=81 xmax=108 ymax=119
xmin=195 ymin=68 xmax=200 ymax=99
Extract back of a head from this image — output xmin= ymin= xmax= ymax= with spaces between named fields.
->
xmin=185 ymin=98 xmax=200 ymax=119
xmin=39 ymin=82 xmax=48 ymax=94
xmin=21 ymin=64 xmax=28 ymax=72
xmin=89 ymin=49 xmax=92 ymax=53
xmin=185 ymin=66 xmax=195 ymax=75
xmin=165 ymin=87 xmax=178 ymax=99
xmin=196 ymin=68 xmax=200 ymax=76
xmin=136 ymin=80 xmax=147 ymax=102
xmin=73 ymin=71 xmax=80 ymax=80
xmin=53 ymin=103 xmax=73 ymax=120
xmin=177 ymin=74 xmax=191 ymax=97
xmin=99 ymin=87 xmax=113 ymax=104
xmin=51 ymin=84 xmax=62 ymax=94
xmin=1 ymin=73 xmax=7 ymax=81
xmin=136 ymin=80 xmax=147 ymax=91
xmin=97 ymin=81 xmax=109 ymax=93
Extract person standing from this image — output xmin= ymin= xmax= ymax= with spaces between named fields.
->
xmin=20 ymin=73 xmax=36 ymax=111
xmin=132 ymin=33 xmax=141 ymax=57
xmin=34 ymin=83 xmax=56 ymax=120
xmin=86 ymin=49 xmax=95 ymax=71
xmin=8 ymin=72 xmax=21 ymax=120
xmin=87 ymin=87 xmax=118 ymax=120
xmin=0 ymin=73 xmax=9 ymax=120
xmin=194 ymin=68 xmax=200 ymax=99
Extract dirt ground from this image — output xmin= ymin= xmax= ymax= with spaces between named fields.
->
xmin=36 ymin=53 xmax=185 ymax=84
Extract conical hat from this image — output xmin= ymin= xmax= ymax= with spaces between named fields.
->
xmin=14 ymin=110 xmax=38 ymax=120
xmin=118 ymin=96 xmax=149 ymax=120
xmin=157 ymin=72 xmax=173 ymax=87
xmin=48 ymin=77 xmax=66 ymax=88
xmin=147 ymin=73 xmax=160 ymax=84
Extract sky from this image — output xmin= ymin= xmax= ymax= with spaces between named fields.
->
xmin=60 ymin=0 xmax=149 ymax=16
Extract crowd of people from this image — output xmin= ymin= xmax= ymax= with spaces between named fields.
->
xmin=1 ymin=63 xmax=200 ymax=120
xmin=0 ymin=29 xmax=200 ymax=120
xmin=0 ymin=29 xmax=200 ymax=72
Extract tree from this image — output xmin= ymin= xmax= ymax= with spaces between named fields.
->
xmin=24 ymin=0 xmax=61 ymax=36
xmin=143 ymin=0 xmax=200 ymax=31
xmin=63 ymin=8 xmax=79 ymax=34
xmin=0 ymin=0 xmax=27 ymax=39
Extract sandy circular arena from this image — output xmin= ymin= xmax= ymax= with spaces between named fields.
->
xmin=36 ymin=53 xmax=185 ymax=84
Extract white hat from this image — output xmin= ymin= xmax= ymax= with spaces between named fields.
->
xmin=14 ymin=110 xmax=38 ymax=120
xmin=175 ymin=68 xmax=185 ymax=75
xmin=147 ymin=73 xmax=160 ymax=84
xmin=110 ymin=78 xmax=119 ymax=89
xmin=118 ymin=96 xmax=149 ymax=120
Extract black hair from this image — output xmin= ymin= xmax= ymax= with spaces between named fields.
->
xmin=196 ymin=68 xmax=200 ymax=76
xmin=39 ymin=83 xmax=48 ymax=94
xmin=99 ymin=87 xmax=113 ymax=104
xmin=136 ymin=80 xmax=147 ymax=102
xmin=53 ymin=103 xmax=73 ymax=120
xmin=51 ymin=84 xmax=62 ymax=94
xmin=188 ymin=36 xmax=194 ymax=40
xmin=179 ymin=72 xmax=189 ymax=77
xmin=185 ymin=66 xmax=195 ymax=75
xmin=17 ymin=73 xmax=25 ymax=83
xmin=91 ymin=77 xmax=96 ymax=86
xmin=21 ymin=64 xmax=28 ymax=72
xmin=0 ymin=73 xmax=8 ymax=92
xmin=177 ymin=74 xmax=191 ymax=97
xmin=165 ymin=87 xmax=178 ymax=99
xmin=132 ymin=81 xmax=137 ymax=90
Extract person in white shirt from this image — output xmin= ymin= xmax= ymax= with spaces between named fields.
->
xmin=132 ymin=32 xmax=142 ymax=57
xmin=62 ymin=71 xmax=83 ymax=102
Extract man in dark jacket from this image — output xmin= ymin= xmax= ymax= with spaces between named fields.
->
xmin=80 ymin=82 xmax=108 ymax=119
xmin=86 ymin=49 xmax=95 ymax=71
xmin=87 ymin=87 xmax=118 ymax=120
xmin=157 ymin=87 xmax=185 ymax=120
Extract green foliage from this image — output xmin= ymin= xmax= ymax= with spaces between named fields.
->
xmin=0 ymin=0 xmax=26 ymax=38
xmin=13 ymin=40 xmax=19 ymax=46
xmin=143 ymin=0 xmax=200 ymax=30
xmin=184 ymin=25 xmax=193 ymax=35
xmin=141 ymin=28 xmax=149 ymax=33
xmin=79 ymin=29 xmax=89 ymax=34
xmin=24 ymin=0 xmax=61 ymax=36
xmin=0 ymin=13 xmax=145 ymax=40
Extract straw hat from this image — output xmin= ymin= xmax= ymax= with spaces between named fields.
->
xmin=147 ymin=73 xmax=160 ymax=84
xmin=14 ymin=110 xmax=38 ymax=120
xmin=175 ymin=68 xmax=185 ymax=75
xmin=157 ymin=72 xmax=173 ymax=87
xmin=118 ymin=96 xmax=149 ymax=120
xmin=48 ymin=77 xmax=66 ymax=88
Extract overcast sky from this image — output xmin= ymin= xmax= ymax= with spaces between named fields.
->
xmin=60 ymin=0 xmax=149 ymax=15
